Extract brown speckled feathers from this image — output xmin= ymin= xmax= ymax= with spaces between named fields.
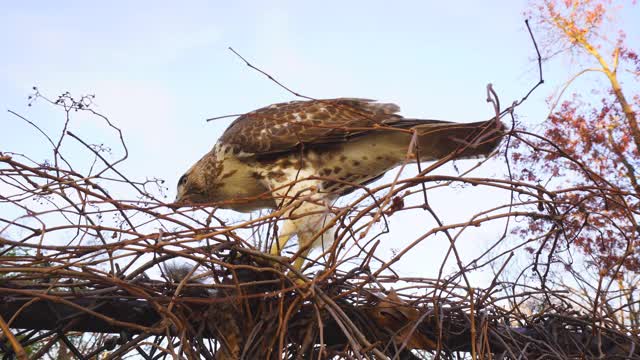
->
xmin=219 ymin=98 xmax=451 ymax=155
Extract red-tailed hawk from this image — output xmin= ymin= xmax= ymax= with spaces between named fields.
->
xmin=175 ymin=98 xmax=504 ymax=269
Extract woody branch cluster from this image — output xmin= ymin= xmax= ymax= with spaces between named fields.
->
xmin=0 ymin=82 xmax=638 ymax=360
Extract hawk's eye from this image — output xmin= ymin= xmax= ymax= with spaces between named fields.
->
xmin=178 ymin=174 xmax=187 ymax=187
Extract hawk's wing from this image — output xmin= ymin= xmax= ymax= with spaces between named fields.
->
xmin=218 ymin=98 xmax=430 ymax=155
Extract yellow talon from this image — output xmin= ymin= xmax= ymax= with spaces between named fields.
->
xmin=270 ymin=233 xmax=292 ymax=255
xmin=292 ymin=255 xmax=306 ymax=271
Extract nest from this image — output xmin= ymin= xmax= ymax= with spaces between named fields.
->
xmin=2 ymin=251 xmax=638 ymax=359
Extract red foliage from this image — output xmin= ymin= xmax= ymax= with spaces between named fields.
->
xmin=514 ymin=0 xmax=639 ymax=274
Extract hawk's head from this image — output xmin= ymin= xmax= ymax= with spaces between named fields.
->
xmin=174 ymin=152 xmax=222 ymax=205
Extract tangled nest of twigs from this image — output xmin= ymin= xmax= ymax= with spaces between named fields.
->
xmin=1 ymin=249 xmax=637 ymax=359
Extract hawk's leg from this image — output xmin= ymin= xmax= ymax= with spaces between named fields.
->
xmin=264 ymin=176 xmax=336 ymax=271
xmin=269 ymin=220 xmax=296 ymax=256
xmin=272 ymin=200 xmax=336 ymax=270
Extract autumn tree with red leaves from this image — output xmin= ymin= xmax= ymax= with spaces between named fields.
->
xmin=512 ymin=0 xmax=640 ymax=279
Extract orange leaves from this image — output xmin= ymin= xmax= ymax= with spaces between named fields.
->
xmin=549 ymin=0 xmax=607 ymax=33
xmin=534 ymin=0 xmax=617 ymax=53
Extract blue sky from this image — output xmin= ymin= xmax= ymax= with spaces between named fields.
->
xmin=2 ymin=1 xmax=638 ymax=281
xmin=2 ymin=1 xmax=547 ymax=191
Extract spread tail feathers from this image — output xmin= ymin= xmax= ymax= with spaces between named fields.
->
xmin=398 ymin=118 xmax=505 ymax=160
